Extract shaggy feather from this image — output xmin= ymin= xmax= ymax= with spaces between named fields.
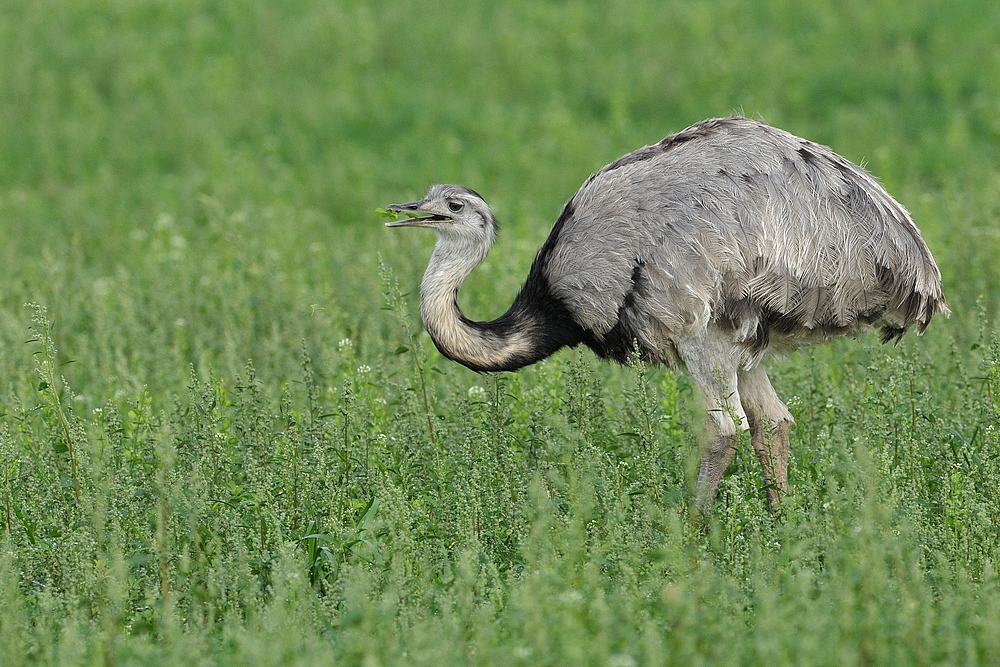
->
xmin=545 ymin=117 xmax=949 ymax=359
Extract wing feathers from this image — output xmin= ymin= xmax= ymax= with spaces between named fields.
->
xmin=543 ymin=117 xmax=947 ymax=350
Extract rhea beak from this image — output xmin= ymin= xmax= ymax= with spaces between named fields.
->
xmin=384 ymin=201 xmax=453 ymax=228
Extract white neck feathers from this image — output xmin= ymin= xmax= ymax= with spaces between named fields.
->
xmin=419 ymin=237 xmax=533 ymax=371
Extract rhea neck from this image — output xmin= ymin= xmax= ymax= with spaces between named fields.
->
xmin=419 ymin=234 xmax=546 ymax=372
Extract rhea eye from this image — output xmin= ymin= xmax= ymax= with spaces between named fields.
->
xmin=447 ymin=200 xmax=464 ymax=213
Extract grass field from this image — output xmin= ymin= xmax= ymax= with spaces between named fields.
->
xmin=1 ymin=0 xmax=999 ymax=664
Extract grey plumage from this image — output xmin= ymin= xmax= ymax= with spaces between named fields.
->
xmin=547 ymin=117 xmax=946 ymax=361
xmin=385 ymin=116 xmax=948 ymax=514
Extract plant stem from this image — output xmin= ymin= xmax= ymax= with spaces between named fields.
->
xmin=379 ymin=257 xmax=438 ymax=448
xmin=44 ymin=352 xmax=80 ymax=504
xmin=28 ymin=307 xmax=81 ymax=504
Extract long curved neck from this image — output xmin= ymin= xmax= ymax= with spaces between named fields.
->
xmin=419 ymin=237 xmax=571 ymax=372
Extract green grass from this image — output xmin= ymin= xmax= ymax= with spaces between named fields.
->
xmin=1 ymin=0 xmax=999 ymax=664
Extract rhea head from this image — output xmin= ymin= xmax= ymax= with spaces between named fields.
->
xmin=385 ymin=184 xmax=498 ymax=255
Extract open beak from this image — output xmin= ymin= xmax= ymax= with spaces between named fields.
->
xmin=384 ymin=201 xmax=453 ymax=228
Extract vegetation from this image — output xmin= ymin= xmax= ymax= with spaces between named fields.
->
xmin=1 ymin=0 xmax=999 ymax=664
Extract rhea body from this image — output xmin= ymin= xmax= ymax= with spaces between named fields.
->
xmin=386 ymin=117 xmax=948 ymax=512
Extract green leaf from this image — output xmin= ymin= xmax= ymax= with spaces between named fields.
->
xmin=376 ymin=207 xmax=424 ymax=220
xmin=300 ymin=533 xmax=335 ymax=543
xmin=357 ymin=496 xmax=380 ymax=532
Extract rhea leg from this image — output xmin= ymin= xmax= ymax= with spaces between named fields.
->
xmin=676 ymin=335 xmax=748 ymax=516
xmin=737 ymin=364 xmax=793 ymax=508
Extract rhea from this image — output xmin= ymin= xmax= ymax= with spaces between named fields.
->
xmin=385 ymin=116 xmax=948 ymax=514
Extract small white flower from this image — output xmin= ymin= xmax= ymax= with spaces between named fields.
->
xmin=93 ymin=277 xmax=112 ymax=297
xmin=356 ymin=365 xmax=371 ymax=374
xmin=609 ymin=655 xmax=637 ymax=667
xmin=154 ymin=213 xmax=174 ymax=230
xmin=468 ymin=385 xmax=487 ymax=399
xmin=559 ymin=590 xmax=584 ymax=604
xmin=338 ymin=338 xmax=353 ymax=351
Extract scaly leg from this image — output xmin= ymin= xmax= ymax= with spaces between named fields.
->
xmin=737 ymin=364 xmax=793 ymax=508
xmin=694 ymin=416 xmax=741 ymax=514
xmin=676 ymin=333 xmax=748 ymax=516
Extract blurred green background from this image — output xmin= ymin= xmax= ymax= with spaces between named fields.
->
xmin=1 ymin=1 xmax=999 ymax=664
xmin=2 ymin=0 xmax=998 ymax=341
